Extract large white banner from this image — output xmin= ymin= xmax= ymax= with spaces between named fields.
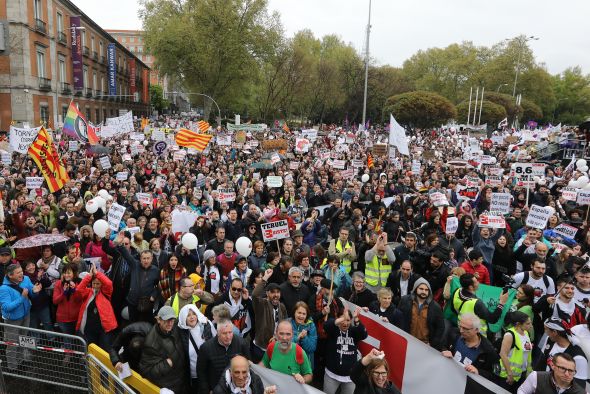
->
xmin=105 ymin=111 xmax=134 ymax=136
xmin=9 ymin=125 xmax=41 ymax=153
xmin=171 ymin=209 xmax=200 ymax=238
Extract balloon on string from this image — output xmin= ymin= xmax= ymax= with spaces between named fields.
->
xmin=181 ymin=233 xmax=199 ymax=250
xmin=85 ymin=199 xmax=99 ymax=214
xmin=576 ymin=159 xmax=587 ymax=168
xmin=98 ymin=189 xmax=113 ymax=201
xmin=93 ymin=219 xmax=109 ymax=238
xmin=578 ymin=176 xmax=589 ymax=186
xmin=361 ymin=174 xmax=370 ymax=183
xmin=579 ymin=165 xmax=589 ymax=172
xmin=235 ymin=237 xmax=253 ymax=257
xmin=143 ymin=140 xmax=149 ymax=146
xmin=95 ymin=196 xmax=107 ymax=212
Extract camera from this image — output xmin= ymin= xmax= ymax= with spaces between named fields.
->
xmin=502 ymin=274 xmax=515 ymax=286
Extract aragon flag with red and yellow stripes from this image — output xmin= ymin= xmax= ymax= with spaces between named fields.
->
xmin=28 ymin=127 xmax=69 ymax=192
xmin=175 ymin=128 xmax=213 ymax=152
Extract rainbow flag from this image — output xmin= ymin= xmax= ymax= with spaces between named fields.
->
xmin=176 ymin=128 xmax=213 ymax=151
xmin=63 ymin=102 xmax=99 ymax=144
xmin=28 ymin=127 xmax=69 ymax=192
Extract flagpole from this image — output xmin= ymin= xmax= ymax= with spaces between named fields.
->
xmin=467 ymin=87 xmax=473 ymax=126
xmin=477 ymin=86 xmax=485 ymax=125
xmin=472 ymin=87 xmax=479 ymax=126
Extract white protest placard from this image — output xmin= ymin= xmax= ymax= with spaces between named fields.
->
xmin=411 ymin=160 xmax=421 ymax=174
xmin=270 ymin=153 xmax=281 ymax=165
xmin=289 ymin=161 xmax=300 ymax=170
xmin=173 ymin=150 xmax=187 ymax=162
xmin=576 ymin=191 xmax=590 ymax=206
xmin=429 ymin=192 xmax=448 ymax=207
xmin=130 ymin=132 xmax=145 ymax=141
xmin=294 ymin=138 xmax=311 ymax=153
xmin=485 ymin=175 xmax=502 ymax=187
xmin=525 ymin=204 xmax=554 ymax=229
xmin=331 ymin=160 xmax=346 ymax=170
xmin=9 ymin=125 xmax=41 ymax=153
xmin=151 ymin=129 xmax=165 ymax=141
xmin=69 ymin=141 xmax=79 ymax=151
xmin=473 ymin=155 xmax=495 ymax=164
xmin=99 ymin=124 xmax=115 ymax=138
xmin=478 ymin=213 xmax=506 ymax=229
xmin=99 ymin=156 xmax=111 ymax=170
xmin=122 ymin=154 xmax=132 ymax=162
xmin=25 ymin=177 xmax=44 ymax=189
xmin=446 ymin=217 xmax=459 ymax=234
xmin=136 ymin=192 xmax=152 ymax=206
xmin=352 ymin=159 xmax=364 ymax=168
xmin=155 ymin=176 xmax=166 ymax=189
xmin=105 ymin=111 xmax=134 ymax=135
xmin=301 ymin=129 xmax=318 ymax=141
xmin=127 ymin=226 xmax=141 ymax=237
xmin=216 ymin=135 xmax=232 ymax=146
xmin=261 ymin=220 xmax=290 ymax=242
xmin=561 ymin=188 xmax=577 ymax=202
xmin=216 ymin=188 xmax=236 ymax=202
xmin=553 ymin=223 xmax=578 ymax=239
xmin=487 ymin=167 xmax=504 ymax=176
xmin=1 ymin=152 xmax=11 ymax=165
xmin=490 ymin=192 xmax=511 ymax=214
xmin=511 ymin=163 xmax=545 ymax=178
xmin=466 ymin=177 xmax=480 ymax=188
xmin=341 ymin=168 xmax=354 ymax=180
xmin=266 ymin=176 xmax=283 ymax=188
xmin=129 ymin=144 xmax=139 ymax=156
xmin=107 ymin=203 xmax=126 ymax=231
xmin=116 ymin=172 xmax=128 ymax=181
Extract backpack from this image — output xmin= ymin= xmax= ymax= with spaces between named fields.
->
xmin=522 ymin=271 xmax=550 ymax=290
xmin=266 ymin=340 xmax=304 ymax=364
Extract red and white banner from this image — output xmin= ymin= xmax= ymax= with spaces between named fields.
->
xmin=478 ymin=213 xmax=506 ymax=229
xmin=261 ymin=220 xmax=290 ymax=242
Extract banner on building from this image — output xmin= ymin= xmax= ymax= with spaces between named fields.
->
xmin=70 ymin=16 xmax=83 ymax=91
xmin=129 ymin=58 xmax=136 ymax=96
xmin=107 ymin=43 xmax=117 ymax=96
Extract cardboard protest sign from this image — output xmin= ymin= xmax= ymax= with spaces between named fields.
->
xmin=216 ymin=188 xmax=236 ymax=202
xmin=116 ymin=172 xmax=128 ymax=181
xmin=525 ymin=205 xmax=554 ymax=229
xmin=429 ymin=192 xmax=448 ymax=207
xmin=576 ymin=191 xmax=590 ymax=206
xmin=561 ymin=187 xmax=577 ymax=202
xmin=490 ymin=193 xmax=511 ymax=214
xmin=445 ymin=217 xmax=458 ymax=234
xmin=107 ymin=203 xmax=126 ymax=231
xmin=9 ymin=125 xmax=41 ymax=153
xmin=266 ymin=176 xmax=283 ymax=188
xmin=99 ymin=156 xmax=111 ymax=170
xmin=261 ymin=220 xmax=290 ymax=242
xmin=553 ymin=223 xmax=578 ymax=239
xmin=26 ymin=177 xmax=44 ymax=189
xmin=478 ymin=213 xmax=506 ymax=229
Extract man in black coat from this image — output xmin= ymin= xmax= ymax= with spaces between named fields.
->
xmin=197 ymin=319 xmax=251 ymax=394
xmin=398 ymin=277 xmax=445 ymax=350
xmin=386 ymin=260 xmax=420 ymax=305
xmin=279 ymin=266 xmax=311 ymax=317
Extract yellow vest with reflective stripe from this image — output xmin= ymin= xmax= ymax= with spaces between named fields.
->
xmin=365 ymin=254 xmax=391 ymax=287
xmin=452 ymin=289 xmax=488 ymax=335
xmin=335 ymin=239 xmax=352 ymax=274
xmin=499 ymin=327 xmax=531 ymax=381
xmin=171 ymin=293 xmax=201 ymax=317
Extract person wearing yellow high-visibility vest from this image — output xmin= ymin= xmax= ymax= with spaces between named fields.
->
xmin=364 ymin=232 xmax=395 ymax=292
xmin=497 ymin=311 xmax=533 ymax=389
xmin=328 ymin=227 xmax=356 ymax=274
xmin=165 ymin=277 xmax=214 ymax=317
xmin=451 ymin=273 xmax=509 ymax=336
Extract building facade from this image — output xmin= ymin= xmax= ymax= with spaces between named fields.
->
xmin=0 ymin=0 xmax=150 ymax=130
xmin=106 ymin=29 xmax=161 ymax=87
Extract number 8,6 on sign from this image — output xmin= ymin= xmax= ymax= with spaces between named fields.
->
xmin=511 ymin=163 xmax=545 ymax=178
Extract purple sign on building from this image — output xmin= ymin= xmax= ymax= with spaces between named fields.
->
xmin=70 ymin=16 xmax=83 ymax=91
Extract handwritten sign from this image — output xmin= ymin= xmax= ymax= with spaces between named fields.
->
xmin=446 ymin=217 xmax=458 ymax=234
xmin=116 ymin=172 xmax=128 ymax=181
xmin=107 ymin=203 xmax=126 ymax=231
xmin=26 ymin=177 xmax=44 ymax=189
xmin=261 ymin=220 xmax=290 ymax=242
xmin=266 ymin=176 xmax=283 ymax=188
xmin=490 ymin=193 xmax=511 ymax=214
xmin=99 ymin=156 xmax=111 ymax=170
xmin=553 ymin=223 xmax=578 ymax=239
xmin=9 ymin=125 xmax=41 ymax=153
xmin=216 ymin=188 xmax=236 ymax=202
xmin=525 ymin=204 xmax=554 ymax=229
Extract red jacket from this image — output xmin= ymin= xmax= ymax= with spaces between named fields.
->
xmin=76 ymin=272 xmax=118 ymax=333
xmin=53 ymin=279 xmax=85 ymax=323
xmin=460 ymin=261 xmax=491 ymax=285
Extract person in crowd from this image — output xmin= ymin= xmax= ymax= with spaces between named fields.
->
xmin=178 ymin=304 xmax=216 ymax=389
xmin=351 ymin=348 xmax=402 ymax=394
xmin=165 ymin=277 xmax=214 ymax=316
xmin=368 ymin=287 xmax=405 ymax=328
xmin=280 ymin=266 xmax=311 ymax=317
xmin=442 ymin=312 xmax=500 ymax=379
xmin=328 ymin=227 xmax=357 ymax=274
xmin=262 ymin=319 xmax=313 ymax=384
xmin=210 ymin=277 xmax=254 ymax=337
xmin=200 ymin=249 xmax=224 ymax=297
xmin=495 ymin=311 xmax=534 ymax=392
xmin=150 ymin=238 xmax=170 ymax=269
xmin=342 ymin=271 xmax=377 ymax=308
xmin=364 ymin=232 xmax=395 ymax=292
xmin=227 ymin=255 xmax=252 ymax=288
xmin=323 ymin=307 xmax=367 ymax=394
xmin=533 ymin=276 xmax=587 ymax=333
xmin=248 ymin=241 xmax=267 ymax=270
xmin=290 ymin=301 xmax=318 ymax=367
xmin=53 ymin=262 xmax=84 ymax=335
xmin=511 ymin=259 xmax=556 ymax=303
xmin=460 ymin=249 xmax=491 ymax=285
xmin=213 ymin=355 xmax=276 ymax=394
xmin=197 ymin=319 xmax=251 ymax=394
xmin=110 ymin=321 xmax=153 ymax=372
xmin=398 ymin=277 xmax=445 ymax=350
xmin=385 ymin=260 xmax=420 ymax=305
xmin=158 ymin=253 xmax=186 ymax=303
xmin=518 ymin=352 xmax=585 ymax=394
xmin=76 ymin=264 xmax=117 ymax=351
xmin=268 ymin=255 xmax=293 ymax=285
xmin=251 ymin=268 xmax=288 ymax=362
xmin=23 ymin=260 xmax=53 ymax=331
xmin=140 ymin=306 xmax=189 ymax=394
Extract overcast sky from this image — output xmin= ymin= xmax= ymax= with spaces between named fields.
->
xmin=71 ymin=0 xmax=590 ymax=75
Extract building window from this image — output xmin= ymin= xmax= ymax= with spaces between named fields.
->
xmin=91 ymin=36 xmax=95 ymax=52
xmin=95 ymin=109 xmax=100 ymax=123
xmin=103 ymin=109 xmax=107 ymax=121
xmin=36 ymin=48 xmax=46 ymax=78
xmin=93 ymin=72 xmax=97 ymax=92
xmin=83 ymin=66 xmax=88 ymax=89
xmin=122 ymin=37 xmax=126 ymax=43
xmin=81 ymin=31 xmax=86 ymax=47
xmin=40 ymin=106 xmax=49 ymax=124
xmin=137 ymin=46 xmax=142 ymax=53
xmin=99 ymin=41 xmax=103 ymax=56
xmin=62 ymin=106 xmax=68 ymax=122
xmin=130 ymin=36 xmax=135 ymax=43
xmin=34 ymin=0 xmax=42 ymax=20
xmin=86 ymin=108 xmax=91 ymax=122
xmin=58 ymin=56 xmax=66 ymax=82
xmin=101 ymin=76 xmax=105 ymax=93
xmin=57 ymin=12 xmax=63 ymax=33
xmin=130 ymin=46 xmax=135 ymax=53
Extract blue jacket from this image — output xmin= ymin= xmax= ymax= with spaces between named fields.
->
xmin=0 ymin=276 xmax=36 ymax=321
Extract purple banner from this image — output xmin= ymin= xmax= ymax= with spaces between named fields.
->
xmin=70 ymin=16 xmax=83 ymax=91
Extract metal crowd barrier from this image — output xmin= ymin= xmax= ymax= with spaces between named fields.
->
xmin=0 ymin=322 xmax=88 ymax=390
xmin=87 ymin=353 xmax=135 ymax=394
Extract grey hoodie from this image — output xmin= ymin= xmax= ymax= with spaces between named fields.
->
xmin=411 ymin=277 xmax=433 ymax=303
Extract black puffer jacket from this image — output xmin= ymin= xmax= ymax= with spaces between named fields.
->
xmin=197 ymin=335 xmax=251 ymax=394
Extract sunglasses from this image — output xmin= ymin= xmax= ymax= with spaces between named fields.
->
xmin=231 ymin=287 xmax=243 ymax=292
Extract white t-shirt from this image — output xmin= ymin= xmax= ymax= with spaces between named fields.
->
xmin=546 ymin=342 xmax=589 ymax=381
xmin=512 ymin=272 xmax=555 ymax=302
xmin=400 ymin=278 xmax=409 ymax=298
xmin=573 ymin=285 xmax=590 ymax=308
xmin=205 ymin=265 xmax=221 ymax=294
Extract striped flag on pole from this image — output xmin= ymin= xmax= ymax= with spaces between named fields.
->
xmin=175 ymin=128 xmax=213 ymax=152
xmin=282 ymin=122 xmax=290 ymax=133
xmin=343 ymin=300 xmax=509 ymax=394
xmin=197 ymin=120 xmax=210 ymax=133
xmin=367 ymin=153 xmax=374 ymax=168
xmin=28 ymin=127 xmax=69 ymax=192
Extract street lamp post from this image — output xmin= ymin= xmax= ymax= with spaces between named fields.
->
xmin=510 ymin=35 xmax=539 ymax=98
xmin=496 ymin=83 xmax=508 ymax=92
xmin=361 ymin=0 xmax=372 ymax=129
xmin=166 ymin=91 xmax=221 ymax=125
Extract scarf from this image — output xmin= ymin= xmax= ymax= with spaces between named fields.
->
xmin=225 ymin=296 xmax=252 ymax=335
xmin=159 ymin=266 xmax=185 ymax=300
xmin=225 ymin=369 xmax=251 ymax=394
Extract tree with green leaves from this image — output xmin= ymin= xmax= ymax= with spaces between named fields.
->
xmin=383 ymin=91 xmax=456 ymax=129
xmin=519 ymin=99 xmax=543 ymax=122
xmin=149 ymin=85 xmax=169 ymax=113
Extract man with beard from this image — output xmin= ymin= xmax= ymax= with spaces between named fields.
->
xmin=251 ymin=269 xmax=288 ymax=363
xmin=511 ymin=259 xmax=555 ymax=303
xmin=262 ymin=320 xmax=313 ymax=384
xmin=398 ymin=277 xmax=445 ymax=350
xmin=386 ymin=260 xmax=420 ymax=305
xmin=533 ymin=276 xmax=587 ymax=332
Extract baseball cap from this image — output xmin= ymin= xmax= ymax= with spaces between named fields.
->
xmin=265 ymin=282 xmax=280 ymax=292
xmin=310 ymin=269 xmax=325 ymax=278
xmin=293 ymin=230 xmax=304 ymax=238
xmin=0 ymin=247 xmax=11 ymax=255
xmin=157 ymin=306 xmax=176 ymax=321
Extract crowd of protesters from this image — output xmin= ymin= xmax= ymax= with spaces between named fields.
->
xmin=0 ymin=115 xmax=589 ymax=394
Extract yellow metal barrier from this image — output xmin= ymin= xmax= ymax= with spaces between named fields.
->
xmin=87 ymin=343 xmax=160 ymax=394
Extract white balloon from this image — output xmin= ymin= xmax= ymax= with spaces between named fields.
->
xmin=580 ymin=166 xmax=589 ymax=172
xmin=576 ymin=159 xmax=587 ymax=168
xmin=235 ymin=236 xmax=253 ymax=257
xmin=143 ymin=140 xmax=149 ymax=146
xmin=361 ymin=174 xmax=370 ymax=183
xmin=411 ymin=136 xmax=417 ymax=141
xmin=93 ymin=219 xmax=109 ymax=238
xmin=98 ymin=189 xmax=110 ymax=199
xmin=533 ymin=176 xmax=541 ymax=182
xmin=578 ymin=176 xmax=589 ymax=186
xmin=85 ymin=199 xmax=98 ymax=214
xmin=181 ymin=233 xmax=199 ymax=250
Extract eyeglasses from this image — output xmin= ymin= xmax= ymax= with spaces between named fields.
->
xmin=181 ymin=285 xmax=194 ymax=288
xmin=554 ymin=365 xmax=576 ymax=375
xmin=371 ymin=371 xmax=388 ymax=377
xmin=231 ymin=287 xmax=243 ymax=292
